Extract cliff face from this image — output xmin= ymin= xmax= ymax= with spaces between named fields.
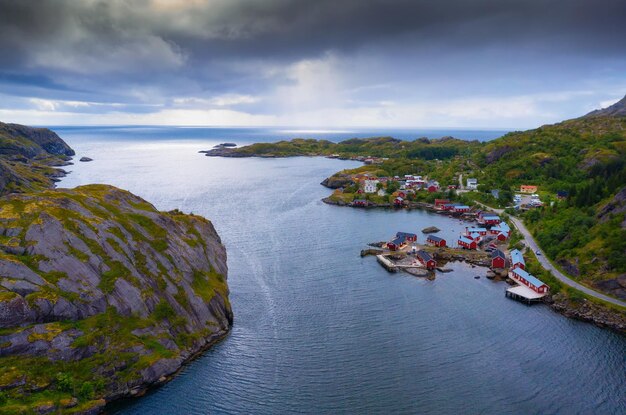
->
xmin=0 ymin=122 xmax=74 ymax=158
xmin=0 ymin=185 xmax=232 ymax=413
xmin=0 ymin=122 xmax=75 ymax=196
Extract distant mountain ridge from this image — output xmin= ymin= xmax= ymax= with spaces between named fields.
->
xmin=584 ymin=94 xmax=626 ymax=118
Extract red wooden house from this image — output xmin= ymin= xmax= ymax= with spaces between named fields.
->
xmin=386 ymin=236 xmax=404 ymax=251
xmin=458 ymin=235 xmax=477 ymax=250
xmin=453 ymin=205 xmax=470 ymax=213
xmin=479 ymin=214 xmax=501 ymax=225
xmin=496 ymin=232 xmax=508 ymax=241
xmin=416 ymin=250 xmax=437 ymax=270
xmin=434 ymin=199 xmax=450 ymax=209
xmin=426 ymin=235 xmax=447 ymax=247
xmin=491 ymin=249 xmax=506 ymax=268
xmin=509 ymin=267 xmax=549 ymax=294
xmin=396 ymin=232 xmax=417 ymax=242
xmin=387 ymin=232 xmax=417 ymax=251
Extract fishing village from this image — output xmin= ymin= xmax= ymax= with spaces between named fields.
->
xmin=343 ymin=173 xmax=551 ymax=305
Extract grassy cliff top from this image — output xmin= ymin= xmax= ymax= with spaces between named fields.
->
xmin=0 ymin=184 xmax=232 ymax=413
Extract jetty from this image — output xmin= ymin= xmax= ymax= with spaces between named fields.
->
xmin=505 ymin=285 xmax=546 ymax=305
xmin=376 ymin=255 xmax=398 ymax=272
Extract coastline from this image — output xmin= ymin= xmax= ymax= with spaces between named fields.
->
xmin=103 ymin=326 xmax=232 ymax=413
xmin=324 ymin=192 xmax=626 ymax=334
xmin=200 ymin=147 xmax=626 ymax=334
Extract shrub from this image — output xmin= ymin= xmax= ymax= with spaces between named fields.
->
xmin=79 ymin=381 xmax=95 ymax=400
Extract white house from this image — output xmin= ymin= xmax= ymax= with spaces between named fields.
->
xmin=363 ymin=179 xmax=379 ymax=193
xmin=466 ymin=178 xmax=478 ymax=190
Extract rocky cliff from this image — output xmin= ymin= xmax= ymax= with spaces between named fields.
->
xmin=0 ymin=123 xmax=232 ymax=412
xmin=0 ymin=122 xmax=74 ymax=196
xmin=0 ymin=185 xmax=232 ymax=410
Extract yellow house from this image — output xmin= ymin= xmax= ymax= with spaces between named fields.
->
xmin=520 ymin=185 xmax=538 ymax=193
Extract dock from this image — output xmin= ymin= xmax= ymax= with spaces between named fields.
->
xmin=505 ymin=284 xmax=546 ymax=305
xmin=376 ymin=255 xmax=398 ymax=272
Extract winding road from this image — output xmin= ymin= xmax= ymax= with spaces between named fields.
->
xmin=475 ymin=202 xmax=626 ymax=308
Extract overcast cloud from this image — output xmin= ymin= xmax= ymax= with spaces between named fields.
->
xmin=0 ymin=0 xmax=625 ymax=128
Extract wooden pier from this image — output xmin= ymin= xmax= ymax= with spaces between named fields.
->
xmin=505 ymin=285 xmax=546 ymax=305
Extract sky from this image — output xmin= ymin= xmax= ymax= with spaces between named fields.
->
xmin=0 ymin=0 xmax=625 ymax=129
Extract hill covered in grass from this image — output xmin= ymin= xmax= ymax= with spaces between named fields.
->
xmin=203 ymin=136 xmax=480 ymax=160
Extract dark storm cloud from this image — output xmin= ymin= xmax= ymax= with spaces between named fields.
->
xmin=0 ymin=0 xmax=624 ymax=126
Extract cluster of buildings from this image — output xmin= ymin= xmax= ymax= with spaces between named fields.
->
xmin=385 ymin=232 xmax=438 ymax=270
xmin=354 ymin=174 xmax=442 ymax=196
xmin=492 ymin=248 xmax=549 ymax=296
xmin=434 ymin=199 xmax=471 ymax=214
xmin=381 ymin=221 xmax=550 ymax=300
xmin=455 ymin=212 xmax=510 ymax=250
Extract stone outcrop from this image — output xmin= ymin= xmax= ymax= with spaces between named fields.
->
xmin=0 ymin=122 xmax=74 ymax=158
xmin=0 ymin=121 xmax=75 ymax=196
xmin=320 ymin=173 xmax=353 ymax=189
xmin=0 ymin=185 xmax=232 ymax=412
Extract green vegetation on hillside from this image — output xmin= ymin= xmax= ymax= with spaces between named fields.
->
xmin=220 ymin=136 xmax=480 ymax=160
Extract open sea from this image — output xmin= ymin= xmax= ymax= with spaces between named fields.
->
xmin=54 ymin=126 xmax=626 ymax=415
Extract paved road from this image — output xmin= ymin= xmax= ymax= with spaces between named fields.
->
xmin=475 ymin=202 xmax=626 ymax=308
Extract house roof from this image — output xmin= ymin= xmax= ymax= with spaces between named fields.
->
xmin=454 ymin=205 xmax=470 ymax=209
xmin=467 ymin=227 xmax=487 ymax=232
xmin=510 ymin=249 xmax=525 ymax=265
xmin=482 ymin=215 xmax=500 ymax=220
xmin=416 ymin=250 xmax=433 ymax=263
xmin=492 ymin=222 xmax=510 ymax=232
xmin=427 ymin=235 xmax=444 ymax=242
xmin=511 ymin=267 xmax=546 ymax=287
xmin=391 ymin=236 xmax=405 ymax=245
xmin=396 ymin=232 xmax=417 ymax=239
xmin=492 ymin=249 xmax=506 ymax=259
xmin=458 ymin=236 xmax=474 ymax=244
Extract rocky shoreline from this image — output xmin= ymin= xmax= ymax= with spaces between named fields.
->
xmin=545 ymin=293 xmax=626 ymax=333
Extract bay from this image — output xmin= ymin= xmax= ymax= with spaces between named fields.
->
xmin=55 ymin=127 xmax=626 ymax=415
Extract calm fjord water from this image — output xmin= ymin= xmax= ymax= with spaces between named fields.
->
xmin=55 ymin=127 xmax=626 ymax=415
